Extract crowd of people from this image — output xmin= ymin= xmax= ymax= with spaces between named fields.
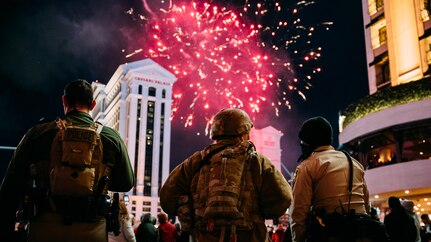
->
xmin=120 ymin=203 xmax=431 ymax=242
xmin=106 ymin=203 xmax=190 ymax=242
xmin=0 ymin=79 xmax=430 ymax=242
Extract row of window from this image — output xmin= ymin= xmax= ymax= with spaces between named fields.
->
xmin=138 ymin=85 xmax=167 ymax=98
xmin=342 ymin=122 xmax=431 ymax=169
xmin=367 ymin=0 xmax=431 ymax=91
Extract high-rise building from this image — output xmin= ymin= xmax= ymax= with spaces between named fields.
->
xmin=91 ymin=59 xmax=177 ymax=219
xmin=339 ymin=0 xmax=431 ymax=216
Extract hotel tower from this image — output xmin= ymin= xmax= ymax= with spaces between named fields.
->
xmin=339 ymin=0 xmax=431 ymax=217
xmin=91 ymin=59 xmax=177 ymax=219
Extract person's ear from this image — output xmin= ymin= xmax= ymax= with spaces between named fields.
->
xmin=90 ymin=100 xmax=96 ymax=111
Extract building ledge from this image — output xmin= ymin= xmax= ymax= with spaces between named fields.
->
xmin=365 ymin=159 xmax=431 ymax=197
xmin=340 ymin=78 xmax=431 ymax=133
xmin=339 ymin=98 xmax=431 ymax=143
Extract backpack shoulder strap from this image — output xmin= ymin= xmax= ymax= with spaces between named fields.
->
xmin=340 ymin=150 xmax=353 ymax=193
xmin=340 ymin=150 xmax=354 ymax=213
xmin=200 ymin=145 xmax=230 ymax=166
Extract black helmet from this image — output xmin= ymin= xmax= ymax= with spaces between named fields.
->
xmin=210 ymin=108 xmax=253 ymax=140
xmin=298 ymin=116 xmax=332 ymax=148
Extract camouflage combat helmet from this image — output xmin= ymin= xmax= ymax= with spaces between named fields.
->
xmin=210 ymin=108 xmax=254 ymax=140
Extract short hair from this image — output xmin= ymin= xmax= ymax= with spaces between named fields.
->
xmin=157 ymin=212 xmax=168 ymax=224
xmin=141 ymin=213 xmax=152 ymax=223
xmin=388 ymin=196 xmax=402 ymax=209
xmin=64 ymin=79 xmax=93 ymax=108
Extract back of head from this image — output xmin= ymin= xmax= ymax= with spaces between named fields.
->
xmin=64 ymin=79 xmax=94 ymax=108
xmin=157 ymin=212 xmax=168 ymax=224
xmin=298 ymin=116 xmax=333 ymax=149
xmin=401 ymin=199 xmax=415 ymax=213
xmin=210 ymin=108 xmax=253 ymax=140
xmin=119 ymin=201 xmax=129 ymax=220
xmin=141 ymin=213 xmax=152 ymax=223
xmin=388 ymin=196 xmax=402 ymax=210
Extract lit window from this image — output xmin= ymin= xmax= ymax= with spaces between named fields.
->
xmin=370 ymin=19 xmax=387 ymax=49
xmin=368 ymin=0 xmax=384 ymax=15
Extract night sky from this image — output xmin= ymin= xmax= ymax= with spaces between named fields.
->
xmin=0 ymin=0 xmax=368 ymax=180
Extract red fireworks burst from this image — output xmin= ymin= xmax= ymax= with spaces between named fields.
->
xmin=126 ymin=0 xmax=331 ymax=129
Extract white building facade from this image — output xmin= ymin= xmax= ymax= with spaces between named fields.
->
xmin=91 ymin=59 xmax=177 ymax=219
xmin=249 ymin=126 xmax=284 ymax=172
xmin=90 ymin=58 xmax=288 ymax=219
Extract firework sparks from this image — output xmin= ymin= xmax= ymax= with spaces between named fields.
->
xmin=127 ymin=0 xmax=331 ymax=130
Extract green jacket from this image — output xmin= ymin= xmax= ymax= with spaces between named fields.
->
xmin=160 ymin=139 xmax=292 ymax=242
xmin=0 ymin=110 xmax=134 ymax=242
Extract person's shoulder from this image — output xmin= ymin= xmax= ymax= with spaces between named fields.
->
xmin=27 ymin=119 xmax=58 ymax=135
xmin=99 ymin=125 xmax=122 ymax=139
xmin=253 ymin=151 xmax=270 ymax=161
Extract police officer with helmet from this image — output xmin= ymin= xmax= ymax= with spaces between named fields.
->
xmin=289 ymin=116 xmax=371 ymax=242
xmin=160 ymin=108 xmax=292 ymax=242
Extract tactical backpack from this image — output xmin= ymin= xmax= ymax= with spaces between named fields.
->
xmin=193 ymin=140 xmax=257 ymax=241
xmin=49 ymin=118 xmax=105 ymax=197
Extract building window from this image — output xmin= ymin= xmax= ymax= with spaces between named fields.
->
xmin=134 ymin=99 xmax=142 ymax=195
xmin=144 ymin=101 xmax=155 ymax=196
xmin=342 ymin=123 xmax=431 ymax=169
xmin=376 ymin=59 xmax=390 ymax=89
xmin=371 ymin=19 xmax=387 ymax=49
xmin=149 ymin=87 xmax=156 ymax=97
xmin=162 ymin=89 xmax=166 ymax=98
xmin=426 ymin=38 xmax=431 ymax=64
xmin=378 ymin=26 xmax=387 ymax=45
xmin=423 ymin=0 xmax=431 ymax=21
xmin=401 ymin=125 xmax=431 ymax=161
xmin=158 ymin=103 xmax=165 ymax=195
xmin=138 ymin=85 xmax=142 ymax=94
xmin=368 ymin=0 xmax=384 ymax=15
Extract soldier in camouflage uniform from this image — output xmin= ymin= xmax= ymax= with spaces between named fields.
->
xmin=160 ymin=108 xmax=292 ymax=242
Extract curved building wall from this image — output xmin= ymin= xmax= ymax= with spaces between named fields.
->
xmin=340 ymin=98 xmax=431 ymax=144
xmin=339 ymin=99 xmax=431 ymax=213
xmin=365 ymin=159 xmax=431 ymax=206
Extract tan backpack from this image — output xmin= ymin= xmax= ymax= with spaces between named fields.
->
xmin=49 ymin=119 xmax=105 ymax=197
xmin=193 ymin=140 xmax=257 ymax=240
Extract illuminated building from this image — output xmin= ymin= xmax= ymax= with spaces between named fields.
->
xmin=339 ymin=0 xmax=431 ymax=216
xmin=89 ymin=58 xmax=288 ymax=220
xmin=250 ymin=126 xmax=284 ymax=173
xmin=91 ymin=59 xmax=177 ymax=220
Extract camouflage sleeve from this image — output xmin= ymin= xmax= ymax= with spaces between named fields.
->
xmin=160 ymin=151 xmax=201 ymax=215
xmin=252 ymin=153 xmax=292 ymax=219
